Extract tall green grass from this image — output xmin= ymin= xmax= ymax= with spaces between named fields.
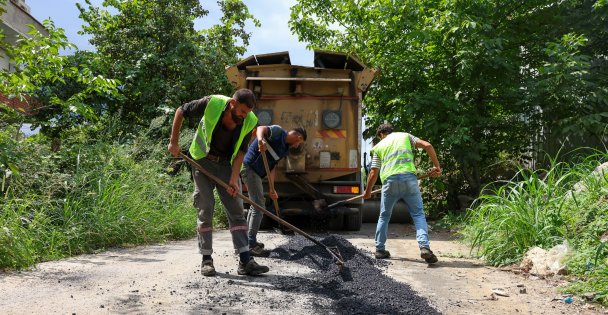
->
xmin=0 ymin=135 xmax=196 ymax=269
xmin=461 ymin=163 xmax=575 ymax=265
xmin=461 ymin=150 xmax=608 ymax=304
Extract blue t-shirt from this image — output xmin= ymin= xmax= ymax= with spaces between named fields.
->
xmin=243 ymin=125 xmax=289 ymax=177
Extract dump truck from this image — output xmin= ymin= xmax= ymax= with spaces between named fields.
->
xmin=226 ymin=51 xmax=376 ymax=231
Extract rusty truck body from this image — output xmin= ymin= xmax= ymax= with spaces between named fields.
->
xmin=226 ymin=51 xmax=376 ymax=231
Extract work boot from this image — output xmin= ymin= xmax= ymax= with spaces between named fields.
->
xmin=237 ymin=258 xmax=269 ymax=276
xmin=250 ymin=243 xmax=270 ymax=257
xmin=374 ymin=249 xmax=391 ymax=259
xmin=254 ymin=241 xmax=265 ymax=249
xmin=420 ymin=247 xmax=438 ymax=264
xmin=201 ymin=259 xmax=216 ymax=276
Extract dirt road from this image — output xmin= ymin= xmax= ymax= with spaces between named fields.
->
xmin=0 ymin=223 xmax=604 ymax=314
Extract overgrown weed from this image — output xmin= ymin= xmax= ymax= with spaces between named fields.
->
xmin=461 ymin=149 xmax=608 ymax=304
xmin=0 ymin=128 xmax=199 ymax=269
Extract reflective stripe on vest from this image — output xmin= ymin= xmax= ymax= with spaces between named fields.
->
xmin=370 ymin=132 xmax=417 ymax=183
xmin=188 ymin=95 xmax=258 ymax=163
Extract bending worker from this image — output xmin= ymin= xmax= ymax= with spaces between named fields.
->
xmin=363 ymin=123 xmax=441 ymax=264
xmin=168 ymin=89 xmax=270 ymax=277
xmin=241 ymin=125 xmax=307 ymax=256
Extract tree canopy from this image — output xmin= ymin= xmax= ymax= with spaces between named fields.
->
xmin=0 ymin=18 xmax=120 ymax=138
xmin=77 ymin=0 xmax=259 ymax=125
xmin=290 ymin=0 xmax=608 ymax=203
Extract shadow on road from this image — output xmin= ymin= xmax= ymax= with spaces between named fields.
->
xmin=387 ymin=256 xmax=485 ymax=269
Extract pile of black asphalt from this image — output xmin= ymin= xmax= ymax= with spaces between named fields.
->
xmin=267 ymin=234 xmax=441 ymax=315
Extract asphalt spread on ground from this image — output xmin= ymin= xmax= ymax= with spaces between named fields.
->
xmin=178 ymin=233 xmax=439 ymax=314
xmin=268 ymin=234 xmax=440 ymax=314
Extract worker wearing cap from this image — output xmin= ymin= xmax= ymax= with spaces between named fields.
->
xmin=363 ymin=123 xmax=441 ymax=263
xmin=241 ymin=125 xmax=307 ymax=256
xmin=168 ymin=88 xmax=270 ymax=276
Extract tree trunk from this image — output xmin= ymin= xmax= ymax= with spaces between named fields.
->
xmin=51 ymin=138 xmax=61 ymax=152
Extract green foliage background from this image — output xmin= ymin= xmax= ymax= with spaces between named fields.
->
xmin=289 ymin=0 xmax=608 ymax=209
xmin=76 ymin=0 xmax=259 ymax=125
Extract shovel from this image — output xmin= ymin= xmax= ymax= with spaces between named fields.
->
xmin=316 ymin=173 xmax=432 ymax=212
xmin=180 ymin=152 xmax=344 ymax=269
xmin=260 ymin=150 xmax=293 ymax=235
xmin=323 ymin=188 xmax=382 ymax=211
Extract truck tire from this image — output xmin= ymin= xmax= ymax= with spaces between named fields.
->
xmin=344 ymin=208 xmax=362 ymax=231
xmin=327 ymin=213 xmax=344 ymax=230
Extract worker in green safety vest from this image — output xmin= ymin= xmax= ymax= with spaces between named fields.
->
xmin=363 ymin=123 xmax=442 ymax=264
xmin=168 ymin=89 xmax=269 ymax=277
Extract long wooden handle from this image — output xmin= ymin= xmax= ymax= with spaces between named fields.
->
xmin=260 ymin=150 xmax=281 ymax=217
xmin=326 ymin=173 xmax=432 ymax=209
xmin=180 ymin=152 xmax=344 ymax=265
xmin=326 ymin=188 xmax=382 ymax=209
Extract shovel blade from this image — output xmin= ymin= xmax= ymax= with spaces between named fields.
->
xmin=327 ymin=246 xmax=344 ymax=270
xmin=312 ymin=198 xmax=328 ymax=212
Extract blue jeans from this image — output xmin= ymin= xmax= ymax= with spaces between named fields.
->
xmin=375 ymin=173 xmax=430 ymax=251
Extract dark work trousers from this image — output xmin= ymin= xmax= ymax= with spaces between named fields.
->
xmin=191 ymin=157 xmax=249 ymax=256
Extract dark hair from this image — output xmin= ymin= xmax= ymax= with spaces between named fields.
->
xmin=376 ymin=123 xmax=394 ymax=138
xmin=233 ymin=88 xmax=256 ymax=109
xmin=293 ymin=127 xmax=307 ymax=141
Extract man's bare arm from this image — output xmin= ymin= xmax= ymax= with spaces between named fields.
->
xmin=363 ymin=168 xmax=380 ymax=199
xmin=168 ymin=107 xmax=184 ymax=157
xmin=415 ymin=139 xmax=441 ymax=177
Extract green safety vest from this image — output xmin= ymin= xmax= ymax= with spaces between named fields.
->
xmin=189 ymin=95 xmax=258 ymax=163
xmin=370 ymin=132 xmax=417 ymax=183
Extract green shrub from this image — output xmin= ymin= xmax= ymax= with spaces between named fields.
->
xmin=461 ymin=164 xmax=576 ymax=265
xmin=461 ymin=150 xmax=608 ymax=304
xmin=0 ymin=131 xmax=196 ymax=269
xmin=432 ymin=211 xmax=466 ymax=231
